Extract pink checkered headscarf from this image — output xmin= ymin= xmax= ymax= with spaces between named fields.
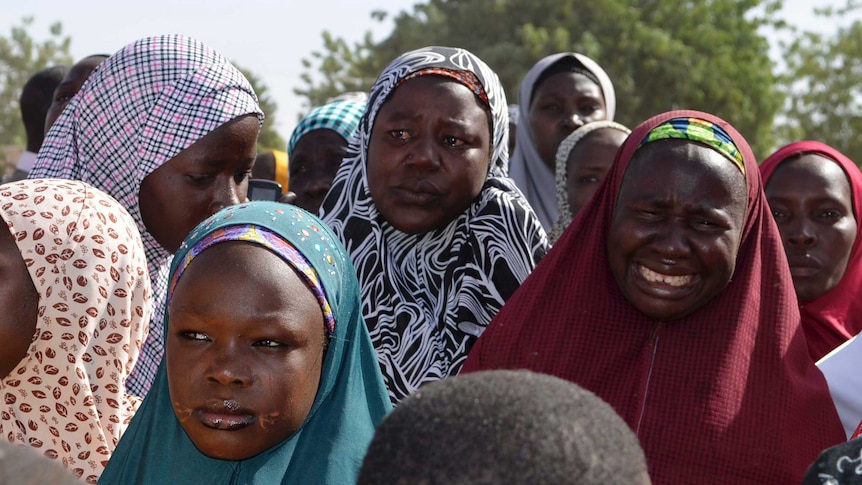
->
xmin=30 ymin=34 xmax=264 ymax=396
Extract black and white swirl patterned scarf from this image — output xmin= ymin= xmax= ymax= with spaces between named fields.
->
xmin=319 ymin=46 xmax=548 ymax=403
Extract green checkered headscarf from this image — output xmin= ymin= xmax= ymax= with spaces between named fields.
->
xmin=639 ymin=117 xmax=745 ymax=175
xmin=287 ymin=100 xmax=366 ymax=156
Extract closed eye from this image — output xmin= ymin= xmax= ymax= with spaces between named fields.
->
xmin=234 ymin=169 xmax=252 ymax=184
xmin=186 ymin=174 xmax=214 ymax=186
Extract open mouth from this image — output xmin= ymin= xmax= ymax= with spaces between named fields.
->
xmin=638 ymin=265 xmax=693 ymax=288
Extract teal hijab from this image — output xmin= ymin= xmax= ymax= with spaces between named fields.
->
xmin=100 ymin=202 xmax=392 ymax=484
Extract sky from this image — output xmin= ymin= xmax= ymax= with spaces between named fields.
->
xmin=2 ymin=0 xmax=858 ymax=143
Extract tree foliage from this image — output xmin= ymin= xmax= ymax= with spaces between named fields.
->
xmin=0 ymin=17 xmax=73 ymax=157
xmin=235 ymin=64 xmax=287 ymax=152
xmin=777 ymin=2 xmax=862 ymax=163
xmin=297 ymin=0 xmax=785 ymax=158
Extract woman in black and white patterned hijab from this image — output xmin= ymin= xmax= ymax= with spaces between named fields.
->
xmin=320 ymin=46 xmax=548 ymax=404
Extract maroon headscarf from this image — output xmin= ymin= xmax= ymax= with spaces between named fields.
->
xmin=462 ymin=111 xmax=844 ymax=484
xmin=760 ymin=141 xmax=862 ymax=361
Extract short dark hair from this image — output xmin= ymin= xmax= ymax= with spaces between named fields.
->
xmin=19 ymin=65 xmax=67 ymax=150
xmin=357 ymin=369 xmax=651 ymax=485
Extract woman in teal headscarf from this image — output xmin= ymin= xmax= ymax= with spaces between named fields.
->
xmin=100 ymin=201 xmax=392 ymax=484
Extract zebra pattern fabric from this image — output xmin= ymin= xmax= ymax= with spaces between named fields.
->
xmin=319 ymin=46 xmax=548 ymax=403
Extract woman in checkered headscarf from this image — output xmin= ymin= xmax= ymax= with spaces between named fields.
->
xmin=287 ymin=100 xmax=365 ymax=213
xmin=30 ymin=34 xmax=264 ymax=398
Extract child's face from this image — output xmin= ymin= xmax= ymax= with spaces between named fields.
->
xmin=167 ymin=240 xmax=326 ymax=460
xmin=565 ymin=128 xmax=627 ymax=217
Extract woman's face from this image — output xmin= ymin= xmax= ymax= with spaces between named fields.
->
xmin=366 ymin=75 xmax=491 ymax=234
xmin=606 ymin=140 xmax=747 ymax=321
xmin=0 ymin=217 xmax=39 ymax=379
xmin=765 ymin=154 xmax=857 ymax=301
xmin=529 ymin=72 xmax=606 ymax=171
xmin=289 ymin=129 xmax=349 ymax=214
xmin=565 ymin=128 xmax=627 ymax=217
xmin=139 ymin=114 xmax=259 ymax=254
xmin=168 ymin=241 xmax=326 ymax=460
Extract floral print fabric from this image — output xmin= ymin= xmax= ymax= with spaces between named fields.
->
xmin=0 ymin=179 xmax=151 ymax=483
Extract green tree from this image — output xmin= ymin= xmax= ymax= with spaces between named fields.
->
xmin=0 ymin=17 xmax=73 ymax=158
xmin=777 ymin=3 xmax=862 ymax=163
xmin=297 ymin=0 xmax=785 ymax=158
xmin=235 ymin=64 xmax=286 ymax=152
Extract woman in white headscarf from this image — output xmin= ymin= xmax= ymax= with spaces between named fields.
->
xmin=508 ymin=53 xmax=616 ymax=231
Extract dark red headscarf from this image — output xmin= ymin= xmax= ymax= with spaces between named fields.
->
xmin=462 ymin=111 xmax=844 ymax=484
xmin=760 ymin=141 xmax=862 ymax=361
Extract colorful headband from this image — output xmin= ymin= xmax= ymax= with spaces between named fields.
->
xmin=169 ymin=224 xmax=336 ymax=336
xmin=401 ymin=67 xmax=489 ymax=106
xmin=639 ymin=117 xmax=745 ymax=175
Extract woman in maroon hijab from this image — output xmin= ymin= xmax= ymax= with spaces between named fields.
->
xmin=760 ymin=141 xmax=862 ymax=362
xmin=462 ymin=110 xmax=844 ymax=485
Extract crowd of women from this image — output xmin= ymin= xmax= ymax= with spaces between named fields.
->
xmin=2 ymin=32 xmax=862 ymax=484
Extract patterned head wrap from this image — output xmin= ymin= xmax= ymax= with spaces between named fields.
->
xmin=509 ymin=52 xmax=616 ymax=231
xmin=169 ymin=224 xmax=335 ymax=336
xmin=549 ymin=120 xmax=630 ymax=243
xmin=0 ymin=179 xmax=151 ymax=483
xmin=639 ymin=117 xmax=745 ymax=174
xmin=287 ymin=100 xmax=366 ymax=157
xmin=101 ymin=202 xmax=391 ymax=484
xmin=30 ymin=34 xmax=264 ymax=397
xmin=319 ymin=46 xmax=548 ymax=403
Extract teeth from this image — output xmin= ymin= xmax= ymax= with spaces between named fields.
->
xmin=639 ymin=266 xmax=692 ymax=287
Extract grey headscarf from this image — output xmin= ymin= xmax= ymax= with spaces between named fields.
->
xmin=508 ymin=52 xmax=616 ymax=231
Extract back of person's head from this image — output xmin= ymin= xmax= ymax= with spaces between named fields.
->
xmin=358 ymin=370 xmax=651 ymax=485
xmin=19 ymin=65 xmax=67 ymax=151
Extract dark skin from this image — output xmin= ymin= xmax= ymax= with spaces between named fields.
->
xmin=765 ymin=154 xmax=857 ymax=301
xmin=289 ymin=129 xmax=349 ymax=214
xmin=168 ymin=241 xmax=326 ymax=460
xmin=528 ymin=72 xmax=606 ymax=171
xmin=607 ymin=139 xmax=747 ymax=321
xmin=139 ymin=114 xmax=259 ymax=254
xmin=565 ymin=128 xmax=627 ymax=217
xmin=366 ymin=76 xmax=491 ymax=234
xmin=251 ymin=151 xmax=276 ymax=181
xmin=0 ymin=216 xmax=39 ymax=379
xmin=44 ymin=55 xmax=108 ymax=133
